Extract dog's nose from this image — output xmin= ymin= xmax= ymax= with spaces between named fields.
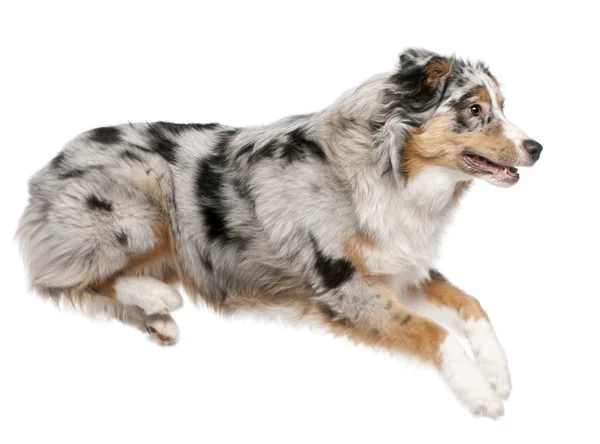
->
xmin=523 ymin=139 xmax=543 ymax=162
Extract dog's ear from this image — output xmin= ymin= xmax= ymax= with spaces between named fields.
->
xmin=391 ymin=48 xmax=452 ymax=111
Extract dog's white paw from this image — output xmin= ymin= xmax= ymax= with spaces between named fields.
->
xmin=468 ymin=391 xmax=505 ymax=419
xmin=440 ymin=336 xmax=505 ymax=419
xmin=145 ymin=313 xmax=180 ymax=346
xmin=476 ymin=354 xmax=512 ymax=400
xmin=466 ymin=319 xmax=512 ymax=400
xmin=114 ymin=277 xmax=183 ymax=315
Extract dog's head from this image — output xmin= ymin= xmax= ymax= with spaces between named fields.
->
xmin=382 ymin=48 xmax=542 ymax=187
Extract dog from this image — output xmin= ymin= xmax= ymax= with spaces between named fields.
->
xmin=17 ymin=48 xmax=542 ymax=418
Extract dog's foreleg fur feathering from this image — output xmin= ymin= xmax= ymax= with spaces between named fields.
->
xmin=17 ymin=48 xmax=542 ymax=417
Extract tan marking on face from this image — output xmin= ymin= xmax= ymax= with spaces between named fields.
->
xmin=474 ymin=87 xmax=491 ymax=105
xmin=423 ymin=271 xmax=488 ymax=320
xmin=424 ymin=58 xmax=451 ymax=87
xmin=402 ymin=115 xmax=520 ymax=180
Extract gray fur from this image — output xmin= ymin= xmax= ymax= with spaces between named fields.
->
xmin=17 ymin=48 xmax=498 ymax=323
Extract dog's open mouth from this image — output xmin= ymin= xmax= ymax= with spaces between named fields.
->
xmin=463 ymin=152 xmax=519 ymax=184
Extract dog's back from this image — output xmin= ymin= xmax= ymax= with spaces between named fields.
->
xmin=17 ymin=117 xmax=351 ymax=319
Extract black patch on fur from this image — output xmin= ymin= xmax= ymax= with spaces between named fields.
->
xmin=89 ymin=126 xmax=122 ymax=144
xmin=452 ymin=90 xmax=477 ymax=111
xmin=429 ymin=269 xmax=444 ymax=280
xmin=196 ymin=154 xmax=229 ymax=241
xmin=214 ymin=129 xmax=239 ymax=152
xmin=248 ymin=139 xmax=278 ymax=164
xmin=390 ymin=52 xmax=448 ymax=112
xmin=403 ymin=119 xmax=420 ymax=127
xmin=86 ymin=195 xmax=113 ymax=212
xmin=115 ymin=230 xmax=128 ymax=246
xmin=310 ymin=235 xmax=355 ymax=290
xmin=450 ymin=89 xmax=483 ymax=133
xmin=281 ymin=128 xmax=326 ymax=164
xmin=58 ymin=169 xmax=85 ymax=179
xmin=476 ymin=61 xmax=496 ymax=81
xmin=121 ymin=150 xmax=142 ymax=162
xmin=153 ymin=121 xmax=220 ymax=136
xmin=194 ymin=131 xmax=245 ymax=247
xmin=454 ymin=113 xmax=470 ymax=133
xmin=234 ymin=142 xmax=255 ymax=161
xmin=147 ymin=123 xmax=178 ymax=164
xmin=50 ymin=152 xmax=66 ymax=169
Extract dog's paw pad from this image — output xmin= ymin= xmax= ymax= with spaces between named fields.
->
xmin=145 ymin=314 xmax=180 ymax=346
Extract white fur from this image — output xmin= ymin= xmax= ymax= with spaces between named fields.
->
xmin=145 ymin=313 xmax=180 ymax=345
xmin=362 ymin=166 xmax=469 ymax=287
xmin=398 ymin=287 xmax=512 ymax=400
xmin=16 ymin=50 xmax=521 ymax=417
xmin=395 ymin=287 xmax=465 ymax=333
xmin=465 ymin=319 xmax=512 ymax=399
xmin=439 ymin=336 xmax=504 ymax=418
xmin=113 ymin=276 xmax=183 ymax=315
xmin=481 ymin=77 xmax=532 ymax=166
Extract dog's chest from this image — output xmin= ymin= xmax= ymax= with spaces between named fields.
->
xmin=359 ymin=167 xmax=466 ymax=286
xmin=363 ymin=209 xmax=448 ymax=286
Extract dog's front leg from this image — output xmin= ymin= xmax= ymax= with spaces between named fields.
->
xmin=404 ymin=270 xmax=512 ymax=400
xmin=314 ymin=275 xmax=504 ymax=418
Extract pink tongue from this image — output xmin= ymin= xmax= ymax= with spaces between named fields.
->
xmin=468 ymin=155 xmax=518 ymax=181
xmin=494 ymin=167 xmax=515 ymax=181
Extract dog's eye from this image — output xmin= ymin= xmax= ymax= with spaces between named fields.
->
xmin=469 ymin=105 xmax=482 ymax=116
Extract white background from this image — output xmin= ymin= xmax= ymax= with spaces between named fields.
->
xmin=1 ymin=1 xmax=598 ymax=442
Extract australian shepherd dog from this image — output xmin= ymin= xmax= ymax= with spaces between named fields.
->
xmin=18 ymin=48 xmax=542 ymax=418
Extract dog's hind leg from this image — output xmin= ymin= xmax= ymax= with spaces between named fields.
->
xmin=68 ymin=287 xmax=182 ymax=345
xmin=92 ymin=276 xmax=183 ymax=345
xmin=18 ymin=160 xmax=184 ymax=345
xmin=397 ymin=270 xmax=511 ymax=400
xmin=312 ymin=275 xmax=504 ymax=418
xmin=94 ymin=276 xmax=182 ymax=317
